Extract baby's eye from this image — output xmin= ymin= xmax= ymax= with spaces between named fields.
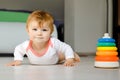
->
xmin=32 ymin=28 xmax=37 ymax=31
xmin=42 ymin=29 xmax=48 ymax=31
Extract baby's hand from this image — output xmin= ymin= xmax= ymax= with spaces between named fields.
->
xmin=64 ymin=58 xmax=74 ymax=66
xmin=6 ymin=60 xmax=22 ymax=66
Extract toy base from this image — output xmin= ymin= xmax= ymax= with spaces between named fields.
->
xmin=94 ymin=61 xmax=119 ymax=68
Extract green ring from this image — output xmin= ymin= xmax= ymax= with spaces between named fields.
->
xmin=97 ymin=43 xmax=116 ymax=47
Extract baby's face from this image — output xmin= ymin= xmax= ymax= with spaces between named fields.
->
xmin=27 ymin=20 xmax=51 ymax=43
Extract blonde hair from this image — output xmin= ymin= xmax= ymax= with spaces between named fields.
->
xmin=26 ymin=10 xmax=54 ymax=33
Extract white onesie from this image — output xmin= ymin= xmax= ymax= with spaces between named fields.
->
xmin=14 ymin=37 xmax=74 ymax=65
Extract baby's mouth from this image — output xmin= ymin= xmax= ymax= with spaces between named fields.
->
xmin=36 ymin=36 xmax=43 ymax=39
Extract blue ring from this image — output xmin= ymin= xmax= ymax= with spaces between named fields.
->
xmin=98 ymin=38 xmax=115 ymax=43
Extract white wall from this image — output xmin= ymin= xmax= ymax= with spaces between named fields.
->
xmin=65 ymin=0 xmax=113 ymax=54
xmin=0 ymin=0 xmax=64 ymax=21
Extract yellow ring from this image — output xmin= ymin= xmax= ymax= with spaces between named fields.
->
xmin=96 ymin=51 xmax=118 ymax=56
xmin=97 ymin=47 xmax=117 ymax=51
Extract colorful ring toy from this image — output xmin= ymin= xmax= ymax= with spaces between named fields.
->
xmin=98 ymin=38 xmax=115 ymax=43
xmin=95 ymin=56 xmax=119 ymax=61
xmin=96 ymin=51 xmax=118 ymax=56
xmin=97 ymin=47 xmax=117 ymax=51
xmin=97 ymin=43 xmax=116 ymax=47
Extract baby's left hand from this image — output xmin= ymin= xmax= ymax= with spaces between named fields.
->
xmin=64 ymin=58 xmax=74 ymax=66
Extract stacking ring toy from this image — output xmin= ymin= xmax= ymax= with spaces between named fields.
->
xmin=95 ymin=33 xmax=119 ymax=68
xmin=95 ymin=56 xmax=119 ymax=61
xmin=97 ymin=47 xmax=117 ymax=51
xmin=97 ymin=43 xmax=116 ymax=47
xmin=98 ymin=38 xmax=115 ymax=43
xmin=96 ymin=51 xmax=118 ymax=56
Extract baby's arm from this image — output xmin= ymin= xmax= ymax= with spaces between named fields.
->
xmin=64 ymin=58 xmax=74 ymax=66
xmin=6 ymin=41 xmax=27 ymax=66
xmin=52 ymin=38 xmax=80 ymax=66
xmin=6 ymin=60 xmax=22 ymax=66
xmin=64 ymin=52 xmax=80 ymax=66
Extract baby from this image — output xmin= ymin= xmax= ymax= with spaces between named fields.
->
xmin=7 ymin=10 xmax=80 ymax=66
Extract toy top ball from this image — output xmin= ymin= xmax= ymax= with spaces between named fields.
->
xmin=98 ymin=33 xmax=115 ymax=43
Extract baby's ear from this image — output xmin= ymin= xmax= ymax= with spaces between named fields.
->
xmin=26 ymin=28 xmax=29 ymax=33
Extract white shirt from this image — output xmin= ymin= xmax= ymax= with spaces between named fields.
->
xmin=14 ymin=37 xmax=74 ymax=65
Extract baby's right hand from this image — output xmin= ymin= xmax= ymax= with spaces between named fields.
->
xmin=6 ymin=60 xmax=22 ymax=66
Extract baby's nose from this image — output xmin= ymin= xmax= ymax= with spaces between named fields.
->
xmin=37 ymin=30 xmax=42 ymax=35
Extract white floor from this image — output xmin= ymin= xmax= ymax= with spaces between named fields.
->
xmin=0 ymin=56 xmax=119 ymax=80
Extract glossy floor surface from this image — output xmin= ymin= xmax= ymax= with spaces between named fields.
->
xmin=0 ymin=56 xmax=120 ymax=80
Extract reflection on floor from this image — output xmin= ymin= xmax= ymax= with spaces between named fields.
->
xmin=0 ymin=56 xmax=119 ymax=80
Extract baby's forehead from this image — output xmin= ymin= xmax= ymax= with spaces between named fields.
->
xmin=37 ymin=23 xmax=49 ymax=28
xmin=39 ymin=22 xmax=49 ymax=28
xmin=28 ymin=19 xmax=51 ymax=29
xmin=32 ymin=20 xmax=49 ymax=25
xmin=37 ymin=20 xmax=49 ymax=25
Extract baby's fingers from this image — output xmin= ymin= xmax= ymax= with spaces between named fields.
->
xmin=64 ymin=62 xmax=74 ymax=66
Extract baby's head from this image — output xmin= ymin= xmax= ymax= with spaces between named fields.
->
xmin=26 ymin=10 xmax=54 ymax=34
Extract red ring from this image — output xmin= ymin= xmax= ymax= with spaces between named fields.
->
xmin=95 ymin=56 xmax=119 ymax=61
